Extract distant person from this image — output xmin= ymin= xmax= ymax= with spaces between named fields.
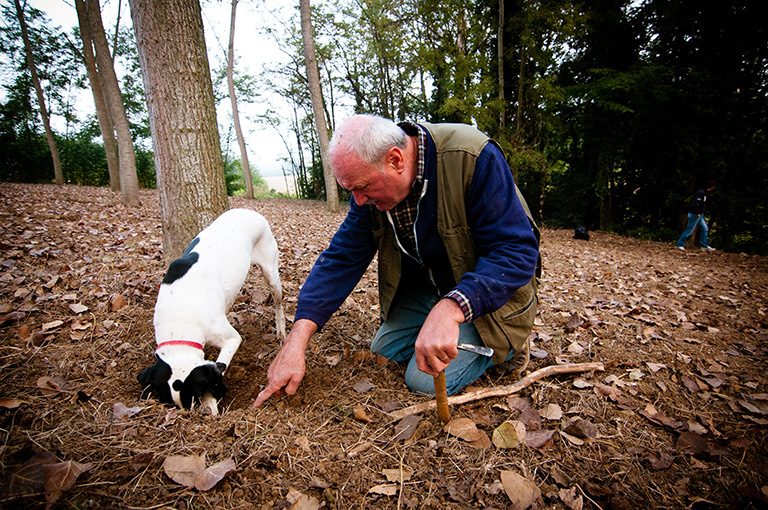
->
xmin=253 ymin=114 xmax=540 ymax=406
xmin=676 ymin=181 xmax=716 ymax=251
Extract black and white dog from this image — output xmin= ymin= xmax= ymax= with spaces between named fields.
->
xmin=138 ymin=208 xmax=286 ymax=414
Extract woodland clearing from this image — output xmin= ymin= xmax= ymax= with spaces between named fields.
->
xmin=0 ymin=182 xmax=766 ymax=509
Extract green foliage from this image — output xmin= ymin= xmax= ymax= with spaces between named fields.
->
xmin=223 ymin=157 xmax=279 ymax=199
xmin=1 ymin=0 xmax=766 ymax=254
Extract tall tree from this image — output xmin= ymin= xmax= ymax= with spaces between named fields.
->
xmin=129 ymin=0 xmax=228 ymax=259
xmin=300 ymin=0 xmax=339 ymax=211
xmin=13 ymin=0 xmax=63 ymax=185
xmin=74 ymin=0 xmax=120 ymax=191
xmin=87 ymin=0 xmax=139 ymax=205
xmin=227 ymin=0 xmax=254 ymax=199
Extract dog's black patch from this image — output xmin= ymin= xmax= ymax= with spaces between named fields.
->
xmin=162 ymin=237 xmax=201 ymax=284
xmin=574 ymin=225 xmax=590 ymax=241
xmin=178 ymin=364 xmax=227 ymax=409
xmin=137 ymin=355 xmax=173 ymax=404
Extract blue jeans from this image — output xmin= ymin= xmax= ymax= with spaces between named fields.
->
xmin=370 ymin=282 xmax=512 ymax=396
xmin=676 ymin=213 xmax=709 ymax=248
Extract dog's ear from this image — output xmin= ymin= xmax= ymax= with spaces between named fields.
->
xmin=184 ymin=364 xmax=228 ymax=406
xmin=137 ymin=356 xmax=173 ymax=404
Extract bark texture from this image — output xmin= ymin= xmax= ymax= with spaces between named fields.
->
xmin=300 ymin=0 xmax=339 ymax=212
xmin=75 ymin=0 xmax=120 ymax=191
xmin=227 ymin=0 xmax=253 ymax=199
xmin=88 ymin=0 xmax=139 ymax=205
xmin=129 ymin=0 xmax=228 ymax=259
xmin=14 ymin=0 xmax=64 ymax=185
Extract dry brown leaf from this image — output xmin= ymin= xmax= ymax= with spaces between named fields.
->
xmin=352 ymin=378 xmax=375 ymax=394
xmin=286 ymin=487 xmax=323 ymax=509
xmin=559 ymin=430 xmax=584 ymax=446
xmin=0 ymin=397 xmax=23 ymax=409
xmin=559 ymin=486 xmax=584 ymax=510
xmin=195 ymin=458 xmax=236 ymax=491
xmin=562 ymin=418 xmax=598 ymax=439
xmin=44 ymin=460 xmax=93 ymax=508
xmin=163 ymin=454 xmax=206 ymax=487
xmin=549 ymin=464 xmax=572 ymax=486
xmin=353 ymin=405 xmax=373 ymax=422
xmin=68 ymin=303 xmax=88 ymax=314
xmin=468 ymin=430 xmax=492 ymax=449
xmin=500 ymin=470 xmax=541 ymax=509
xmin=444 ymin=417 xmax=484 ymax=442
xmin=42 ymin=320 xmax=64 ymax=331
xmin=540 ymin=403 xmax=563 ymax=420
xmin=525 ymin=429 xmax=556 ymax=449
xmin=0 ymin=451 xmax=58 ymax=501
xmin=36 ymin=376 xmax=69 ymax=398
xmin=638 ymin=403 xmax=684 ymax=430
xmin=492 ymin=420 xmax=526 ymax=449
xmin=17 ymin=324 xmax=32 ymax=339
xmin=368 ymin=484 xmax=398 ymax=496
xmin=392 ymin=414 xmax=421 ymax=442
xmin=110 ymin=295 xmax=128 ymax=311
xmin=382 ymin=467 xmax=413 ymax=483
xmin=646 ymin=452 xmax=674 ymax=470
xmin=112 ymin=402 xmax=144 ymax=420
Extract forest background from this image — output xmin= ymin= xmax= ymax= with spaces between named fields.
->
xmin=1 ymin=0 xmax=766 ymax=254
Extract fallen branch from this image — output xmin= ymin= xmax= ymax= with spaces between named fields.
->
xmin=389 ymin=362 xmax=606 ymax=421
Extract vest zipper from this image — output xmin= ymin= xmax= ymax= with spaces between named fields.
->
xmin=385 ymin=179 xmax=437 ymax=288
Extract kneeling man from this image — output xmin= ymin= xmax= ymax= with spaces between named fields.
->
xmin=253 ymin=114 xmax=540 ymax=406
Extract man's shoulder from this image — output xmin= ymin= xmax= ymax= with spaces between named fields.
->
xmin=421 ymin=122 xmax=489 ymax=155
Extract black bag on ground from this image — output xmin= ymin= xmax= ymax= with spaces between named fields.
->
xmin=574 ymin=226 xmax=590 ymax=241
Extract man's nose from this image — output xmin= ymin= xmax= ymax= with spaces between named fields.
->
xmin=352 ymin=190 xmax=368 ymax=205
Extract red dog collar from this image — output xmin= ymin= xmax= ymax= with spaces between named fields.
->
xmin=156 ymin=340 xmax=204 ymax=351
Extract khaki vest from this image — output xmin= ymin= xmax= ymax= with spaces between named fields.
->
xmin=373 ymin=123 xmax=541 ymax=364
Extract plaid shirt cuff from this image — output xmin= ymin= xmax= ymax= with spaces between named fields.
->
xmin=445 ymin=290 xmax=474 ymax=323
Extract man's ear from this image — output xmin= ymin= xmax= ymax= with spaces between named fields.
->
xmin=387 ymin=146 xmax=405 ymax=173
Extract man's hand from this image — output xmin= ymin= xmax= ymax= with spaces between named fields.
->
xmin=414 ymin=298 xmax=465 ymax=377
xmin=251 ymin=319 xmax=317 ymax=408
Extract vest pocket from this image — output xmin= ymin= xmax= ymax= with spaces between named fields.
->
xmin=501 ymin=280 xmax=535 ymax=320
xmin=440 ymin=226 xmax=476 ymax=282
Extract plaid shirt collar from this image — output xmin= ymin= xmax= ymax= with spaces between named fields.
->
xmin=388 ymin=122 xmax=427 ymax=259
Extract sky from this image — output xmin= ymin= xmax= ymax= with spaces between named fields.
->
xmin=25 ymin=0 xmax=295 ymax=178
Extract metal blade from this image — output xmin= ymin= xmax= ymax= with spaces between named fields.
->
xmin=457 ymin=343 xmax=494 ymax=357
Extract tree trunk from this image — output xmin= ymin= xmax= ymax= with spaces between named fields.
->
xmin=74 ymin=0 xmax=120 ymax=191
xmin=498 ymin=0 xmax=505 ymax=132
xmin=299 ymin=0 xmax=339 ymax=212
xmin=227 ymin=0 xmax=253 ymax=199
xmin=14 ymin=0 xmax=64 ymax=185
xmin=129 ymin=0 xmax=228 ymax=260
xmin=87 ymin=0 xmax=139 ymax=205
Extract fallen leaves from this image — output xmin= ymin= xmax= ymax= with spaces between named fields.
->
xmin=162 ymin=454 xmax=236 ymax=491
xmin=445 ymin=417 xmax=491 ymax=449
xmin=0 ymin=451 xmax=92 ymax=508
xmin=492 ymin=420 xmax=526 ymax=448
xmin=500 ymin=471 xmax=542 ymax=509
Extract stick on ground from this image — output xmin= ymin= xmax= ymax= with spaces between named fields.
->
xmin=390 ymin=362 xmax=606 ymax=421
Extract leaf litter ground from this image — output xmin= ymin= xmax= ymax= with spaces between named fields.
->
xmin=0 ymin=183 xmax=767 ymax=509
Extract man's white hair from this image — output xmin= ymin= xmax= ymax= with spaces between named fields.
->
xmin=329 ymin=114 xmax=408 ymax=165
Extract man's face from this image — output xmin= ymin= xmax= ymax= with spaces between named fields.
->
xmin=334 ymin=149 xmax=412 ymax=211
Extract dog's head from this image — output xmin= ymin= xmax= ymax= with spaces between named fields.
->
xmin=137 ymin=355 xmax=227 ymax=411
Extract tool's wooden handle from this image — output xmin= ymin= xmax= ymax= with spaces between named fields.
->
xmin=434 ymin=371 xmax=450 ymax=423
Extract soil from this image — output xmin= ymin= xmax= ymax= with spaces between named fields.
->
xmin=0 ymin=182 xmax=767 ymax=509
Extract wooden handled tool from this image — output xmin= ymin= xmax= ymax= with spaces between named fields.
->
xmin=434 ymin=371 xmax=450 ymax=423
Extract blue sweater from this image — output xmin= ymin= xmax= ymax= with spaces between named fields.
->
xmin=295 ymin=127 xmax=539 ymax=329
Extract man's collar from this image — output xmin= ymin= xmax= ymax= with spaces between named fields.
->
xmin=398 ymin=121 xmax=426 ymax=186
